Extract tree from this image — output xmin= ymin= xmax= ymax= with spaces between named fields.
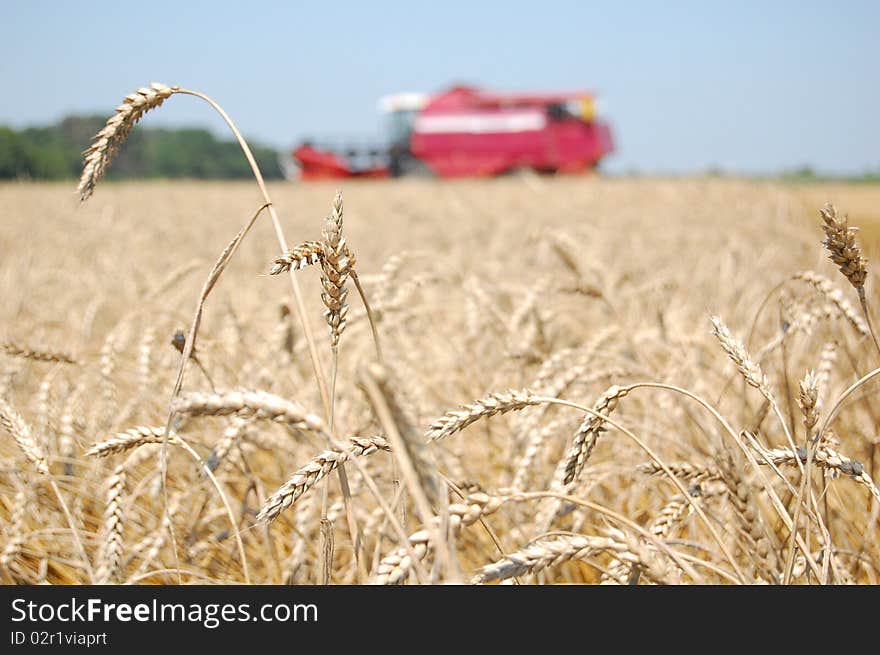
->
xmin=0 ymin=116 xmax=283 ymax=180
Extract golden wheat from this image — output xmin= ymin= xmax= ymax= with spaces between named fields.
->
xmin=4 ymin=131 xmax=880 ymax=586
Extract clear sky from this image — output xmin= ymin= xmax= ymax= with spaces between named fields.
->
xmin=2 ymin=0 xmax=878 ymax=174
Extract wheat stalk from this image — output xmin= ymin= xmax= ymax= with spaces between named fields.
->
xmin=99 ymin=327 xmax=123 ymax=428
xmin=358 ymin=361 xmax=447 ymax=583
xmin=58 ymin=384 xmax=85 ymax=476
xmin=35 ymin=367 xmax=59 ymax=452
xmin=711 ymin=315 xmax=802 ymax=454
xmin=508 ymin=362 xmax=625 ymax=485
xmin=361 ymin=363 xmax=442 ymax=507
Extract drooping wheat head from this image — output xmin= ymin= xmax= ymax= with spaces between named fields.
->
xmin=78 ymin=83 xmax=178 ymax=200
xmin=820 ymin=203 xmax=868 ymax=292
xmin=562 ymin=385 xmax=629 ymax=485
xmin=269 ymin=241 xmax=325 ymax=275
xmin=257 ymin=435 xmax=390 ymax=524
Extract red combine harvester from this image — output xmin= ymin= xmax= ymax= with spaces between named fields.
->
xmin=292 ymin=85 xmax=614 ymax=180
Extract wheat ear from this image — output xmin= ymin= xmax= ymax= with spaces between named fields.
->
xmin=796 ymin=370 xmax=819 ymax=435
xmin=1 ymin=398 xmax=94 ymax=579
xmin=1 ymin=342 xmax=77 ymax=365
xmin=473 ymin=529 xmax=678 ymax=585
xmin=718 ymin=453 xmax=778 ymax=583
xmin=269 ymin=241 xmax=325 ymax=275
xmin=0 ymin=488 xmax=28 ymax=571
xmin=206 ymin=418 xmax=250 ymax=472
xmin=78 ymin=82 xmax=178 ymax=200
xmin=473 ymin=534 xmax=612 ymax=583
xmin=426 ymin=388 xmax=541 ymax=441
xmin=711 ymin=316 xmax=798 ymax=453
xmin=562 ymin=385 xmax=629 ymax=485
xmin=94 ymin=465 xmax=126 ymax=583
xmin=321 ymin=191 xmax=352 ymax=347
xmin=637 ymin=461 xmax=722 ymax=483
xmin=819 ymin=203 xmax=880 ymax=355
xmin=257 ymin=436 xmax=390 ymax=524
xmin=85 ymin=426 xmax=183 ymax=458
xmin=820 ymin=203 xmax=868 ymax=291
xmin=758 ymin=444 xmax=880 ymax=503
xmin=372 ymin=491 xmax=506 ymax=585
xmin=711 ymin=316 xmax=773 ymax=396
xmin=171 ymin=389 xmax=326 ymax=434
xmin=0 ymin=398 xmax=49 ymax=474
xmin=793 ymin=271 xmax=869 ymax=337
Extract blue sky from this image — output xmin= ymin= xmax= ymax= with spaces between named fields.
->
xmin=2 ymin=1 xmax=878 ymax=174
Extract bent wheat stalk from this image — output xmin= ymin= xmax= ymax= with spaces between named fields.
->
xmin=78 ymin=81 xmax=331 ymax=418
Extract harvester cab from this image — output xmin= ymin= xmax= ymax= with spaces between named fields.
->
xmin=379 ymin=92 xmax=430 ymax=177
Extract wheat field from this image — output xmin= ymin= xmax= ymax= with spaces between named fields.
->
xmin=1 ymin=172 xmax=879 ymax=585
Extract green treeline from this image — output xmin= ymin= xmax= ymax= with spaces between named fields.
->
xmin=0 ymin=115 xmax=283 ymax=180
